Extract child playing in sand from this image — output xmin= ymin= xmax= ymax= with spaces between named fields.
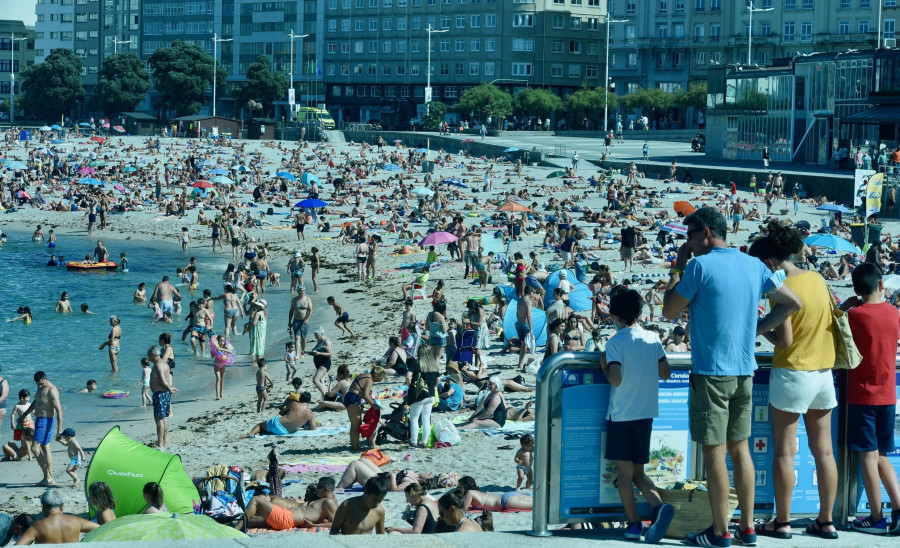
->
xmin=284 ymin=342 xmax=298 ymax=382
xmin=327 ymin=296 xmax=355 ymax=338
xmin=181 ymin=227 xmax=190 ymax=251
xmin=256 ymin=358 xmax=274 ymax=413
xmin=514 ymin=434 xmax=534 ymax=490
xmin=599 ymin=286 xmax=674 ymax=543
xmin=57 ymin=428 xmax=86 ymax=486
xmin=140 ymin=357 xmax=152 ymax=407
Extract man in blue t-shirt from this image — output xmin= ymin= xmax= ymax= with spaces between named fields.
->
xmin=437 ymin=378 xmax=463 ymax=412
xmin=662 ymin=207 xmax=801 ymax=547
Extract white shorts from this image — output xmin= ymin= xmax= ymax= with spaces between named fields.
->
xmin=768 ymin=368 xmax=837 ymax=414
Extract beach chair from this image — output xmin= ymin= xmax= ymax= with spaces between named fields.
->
xmin=194 ymin=464 xmax=249 ymax=532
xmin=454 ymin=329 xmax=477 ymax=366
xmin=412 ymin=280 xmax=428 ymax=300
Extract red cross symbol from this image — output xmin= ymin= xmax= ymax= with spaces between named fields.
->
xmin=755 ymin=438 xmax=767 ymax=452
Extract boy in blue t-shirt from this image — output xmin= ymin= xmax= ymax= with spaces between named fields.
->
xmin=600 ymin=287 xmax=674 ymax=543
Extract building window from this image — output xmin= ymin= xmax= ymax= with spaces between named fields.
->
xmin=694 ymin=0 xmax=704 ymax=10
xmin=710 ymin=24 xmax=720 ymax=42
xmin=657 ymin=24 xmax=668 ymax=38
xmin=342 ymin=63 xmax=350 ymax=75
xmin=859 ymin=20 xmax=870 ymax=34
xmin=411 ymin=64 xmax=419 ymax=75
xmin=861 ymin=0 xmax=870 ymax=7
xmin=513 ymin=38 xmax=534 ymax=51
xmin=412 ymin=17 xmax=421 ymax=30
xmin=514 ymin=14 xmax=534 ymax=27
xmin=369 ymin=19 xmax=377 ymax=31
xmin=372 ymin=86 xmax=381 ymax=97
xmin=676 ymin=0 xmax=685 ymax=12
xmin=439 ymin=62 xmax=449 ymax=75
xmin=471 ymin=39 xmax=480 ymax=51
xmin=470 ymin=62 xmax=479 ymax=75
xmin=627 ymin=52 xmax=637 ymax=66
xmin=354 ymin=41 xmax=363 ymax=53
xmin=342 ymin=42 xmax=351 ymax=53
xmin=710 ymin=0 xmax=719 ymax=10
xmin=385 ymin=86 xmax=396 ymax=97
xmin=800 ymin=21 xmax=812 ymax=41
xmin=398 ymin=18 xmax=407 ymax=30
xmin=784 ymin=21 xmax=795 ymax=41
xmin=588 ymin=17 xmax=599 ymax=31
xmin=551 ymin=64 xmax=563 ymax=78
xmin=455 ymin=39 xmax=465 ymax=51
xmin=454 ymin=62 xmax=464 ymax=75
xmin=445 ymin=86 xmax=458 ymax=99
xmin=368 ymin=41 xmax=377 ymax=53
xmin=886 ymin=19 xmax=896 ymax=39
xmin=802 ymin=0 xmax=813 ymax=7
xmin=625 ymin=0 xmax=636 ymax=14
xmin=658 ymin=0 xmax=667 ymax=13
xmin=840 ymin=0 xmax=850 ymax=6
xmin=456 ymin=15 xmax=465 ymax=28
xmin=696 ymin=51 xmax=706 ymax=66
xmin=440 ymin=39 xmax=449 ymax=52
xmin=342 ymin=19 xmax=351 ymax=31
xmin=673 ymin=52 xmax=682 ymax=67
xmin=328 ymin=20 xmax=337 ymax=32
xmin=511 ymin=62 xmax=533 ymax=76
xmin=569 ymin=40 xmax=581 ymax=54
xmin=485 ymin=38 xmax=496 ymax=51
xmin=486 ymin=14 xmax=496 ymax=27
xmin=485 ymin=62 xmax=495 ymax=76
xmin=471 ymin=15 xmax=480 ymax=27
xmin=571 ymin=17 xmax=582 ymax=30
xmin=786 ymin=0 xmax=796 ymax=8
xmin=355 ymin=20 xmax=364 ymax=31
xmin=674 ymin=24 xmax=684 ymax=38
xmin=441 ymin=15 xmax=450 ymax=28
xmin=761 ymin=23 xmax=771 ymax=36
xmin=552 ymin=16 xmax=566 ymax=29
xmin=411 ymin=40 xmax=421 ymax=52
xmin=568 ymin=64 xmax=581 ymax=78
xmin=839 ymin=21 xmax=849 ymax=35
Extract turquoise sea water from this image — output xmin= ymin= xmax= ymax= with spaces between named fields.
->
xmin=0 ymin=228 xmax=301 ymax=432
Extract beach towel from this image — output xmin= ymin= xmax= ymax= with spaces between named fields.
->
xmin=252 ymin=425 xmax=349 ymax=438
xmin=247 ymin=525 xmax=329 ymax=534
xmin=452 ymin=415 xmax=535 ymax=436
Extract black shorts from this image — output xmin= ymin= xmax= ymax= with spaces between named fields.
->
xmin=231 ymin=237 xmax=239 ymax=247
xmin=847 ymin=404 xmax=896 ymax=453
xmin=296 ymin=224 xmax=305 ymax=233
xmin=604 ymin=418 xmax=653 ymax=463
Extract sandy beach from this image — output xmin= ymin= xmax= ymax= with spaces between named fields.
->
xmin=0 ymin=132 xmax=871 ymax=535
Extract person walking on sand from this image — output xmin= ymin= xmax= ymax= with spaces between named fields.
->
xmin=248 ymin=299 xmax=268 ymax=364
xmin=289 ymin=286 xmax=314 ymax=355
xmin=366 ymin=236 xmax=378 ymax=281
xmin=211 ymin=334 xmax=235 ymax=400
xmin=355 ymin=239 xmax=368 ymax=282
xmin=148 ymin=345 xmax=177 ymax=448
xmin=17 ymin=371 xmax=63 ymax=486
xmin=662 ymin=207 xmax=801 ymax=546
xmin=310 ymin=327 xmax=334 ymax=398
xmin=98 ymin=315 xmax=121 ymax=373
xmin=287 ymin=250 xmax=305 ymax=292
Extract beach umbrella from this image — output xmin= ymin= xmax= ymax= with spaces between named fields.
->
xmin=210 ymin=175 xmax=233 ymax=185
xmin=78 ymin=166 xmax=96 ymax=175
xmin=883 ymin=274 xmax=900 ymax=292
xmin=102 ymin=122 xmax=110 ymax=128
xmin=90 ymin=136 xmax=106 ymax=143
xmin=78 ymin=177 xmax=104 ymax=186
xmin=393 ymin=139 xmax=403 ymax=144
xmin=419 ymin=231 xmax=458 ymax=248
xmin=660 ymin=222 xmax=688 ymax=235
xmin=123 ymin=166 xmax=137 ymax=172
xmin=113 ymin=125 xmax=126 ymax=133
xmin=231 ymin=164 xmax=248 ymax=172
xmin=297 ymin=198 xmax=328 ymax=208
xmin=547 ymin=170 xmax=568 ymax=178
xmin=411 ymin=186 xmax=434 ymax=196
xmin=50 ymin=124 xmax=62 ymax=130
xmin=804 ymin=234 xmax=860 ymax=254
xmin=89 ymin=161 xmax=108 ymax=167
xmin=4 ymin=161 xmax=28 ymax=170
xmin=206 ymin=168 xmax=229 ymax=175
xmin=496 ymin=202 xmax=531 ymax=212
xmin=301 ymin=172 xmax=319 ymax=185
xmin=504 ymin=147 xmax=519 ymax=153
xmin=51 ymin=139 xmax=65 ymax=144
xmin=276 ymin=171 xmax=297 ymax=181
xmin=79 ymin=122 xmax=91 ymax=127
xmin=816 ymin=204 xmax=854 ymax=214
xmin=414 ymin=148 xmax=428 ymax=153
xmin=18 ymin=130 xmax=31 ymax=141
xmin=462 ymin=138 xmax=475 ymax=143
xmin=382 ymin=163 xmax=402 ymax=171
xmin=673 ymin=200 xmax=696 ymax=217
xmin=191 ymin=180 xmax=213 ymax=189
xmin=39 ymin=125 xmax=52 ymax=131
xmin=82 ymin=513 xmax=247 ymax=542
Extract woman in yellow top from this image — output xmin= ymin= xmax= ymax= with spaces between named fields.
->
xmin=748 ymin=221 xmax=839 ymax=540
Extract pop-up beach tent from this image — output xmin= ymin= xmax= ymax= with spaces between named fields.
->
xmin=503 ymin=300 xmax=548 ymax=347
xmin=84 ymin=426 xmax=196 ymax=517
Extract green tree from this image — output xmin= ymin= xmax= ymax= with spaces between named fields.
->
xmin=148 ymin=41 xmax=228 ymax=117
xmin=565 ymin=87 xmax=617 ymax=124
xmin=512 ymin=88 xmax=563 ymax=119
xmin=453 ymin=83 xmax=512 ymax=128
xmin=19 ymin=49 xmax=84 ymax=122
xmin=621 ymin=88 xmax=674 ymax=111
xmin=422 ymin=101 xmax=447 ymax=129
xmin=233 ymin=55 xmax=288 ymax=119
xmin=94 ymin=52 xmax=151 ymax=115
xmin=675 ymin=83 xmax=707 ymax=110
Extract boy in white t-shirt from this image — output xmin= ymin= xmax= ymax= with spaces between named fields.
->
xmin=600 ymin=286 xmax=674 ymax=544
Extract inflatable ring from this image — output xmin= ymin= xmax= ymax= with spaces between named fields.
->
xmin=102 ymin=391 xmax=128 ymax=399
xmin=209 ymin=337 xmax=237 ymax=365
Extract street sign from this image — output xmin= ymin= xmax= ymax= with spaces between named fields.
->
xmin=424 ymin=86 xmax=432 ymax=103
xmin=288 ymin=88 xmax=296 ymax=106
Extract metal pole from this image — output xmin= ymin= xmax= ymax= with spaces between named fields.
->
xmin=10 ymin=33 xmax=25 ymax=125
xmin=604 ymin=16 xmax=610 ymax=132
xmin=879 ymin=0 xmax=884 ymax=49
xmin=748 ymin=2 xmax=753 ymax=65
xmin=211 ymin=33 xmax=233 ymax=119
xmin=425 ymin=26 xmax=448 ymax=117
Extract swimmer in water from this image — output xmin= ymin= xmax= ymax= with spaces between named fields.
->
xmin=134 ymin=283 xmax=146 ymax=303
xmin=9 ymin=306 xmax=33 ymax=324
xmin=47 ymin=230 xmax=56 ymax=248
xmin=80 ymin=303 xmax=94 ymax=315
xmin=32 ymin=225 xmax=45 ymax=243
xmin=55 ymin=292 xmax=73 ymax=313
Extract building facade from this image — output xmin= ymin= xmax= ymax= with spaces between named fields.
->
xmin=321 ymin=0 xmax=609 ymax=128
xmin=608 ymin=0 xmax=900 ymax=100
xmin=0 ymin=20 xmax=37 ymax=108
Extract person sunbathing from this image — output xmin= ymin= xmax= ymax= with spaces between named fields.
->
xmin=248 ymin=392 xmax=316 ymax=436
xmin=330 ymin=477 xmax=387 ymax=535
xmin=245 ymin=477 xmax=338 ymax=530
xmin=335 ymin=457 xmax=435 ymax=492
xmin=456 ymin=476 xmax=533 ymax=512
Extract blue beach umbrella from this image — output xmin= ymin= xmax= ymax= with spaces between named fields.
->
xmin=210 ymin=175 xmax=234 ymax=185
xmin=51 ymin=139 xmax=65 ymax=144
xmin=276 ymin=171 xmax=297 ymax=181
xmin=78 ymin=177 xmax=104 ymax=186
xmin=296 ymin=198 xmax=328 ymax=208
xmin=382 ymin=163 xmax=402 ymax=172
xmin=78 ymin=122 xmax=91 ymax=127
xmin=804 ymin=234 xmax=860 ymax=254
xmin=504 ymin=147 xmax=519 ymax=153
xmin=123 ymin=166 xmax=137 ymax=172
xmin=206 ymin=168 xmax=229 ymax=175
xmin=51 ymin=124 xmax=62 ymax=130
xmin=4 ymin=161 xmax=28 ymax=170
xmin=816 ymin=204 xmax=854 ymax=214
xmin=301 ymin=172 xmax=319 ymax=185
xmin=414 ymin=148 xmax=428 ymax=153
xmin=231 ymin=164 xmax=248 ymax=172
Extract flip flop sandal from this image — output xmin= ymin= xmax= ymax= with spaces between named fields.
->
xmin=806 ymin=520 xmax=839 ymax=540
xmin=756 ymin=520 xmax=792 ymax=539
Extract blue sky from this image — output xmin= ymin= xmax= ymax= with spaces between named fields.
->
xmin=8 ymin=3 xmax=37 ymax=27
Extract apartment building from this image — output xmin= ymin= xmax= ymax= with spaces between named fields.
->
xmin=34 ymin=0 xmax=103 ymax=87
xmin=321 ymin=0 xmax=609 ymax=128
xmin=0 ymin=20 xmax=37 ymax=106
xmin=608 ymin=0 xmax=900 ymax=96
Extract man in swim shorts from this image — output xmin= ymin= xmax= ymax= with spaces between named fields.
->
xmin=17 ymin=371 xmax=63 ymax=486
xmin=245 ymin=477 xmax=338 ymax=530
xmin=148 ymin=345 xmax=177 ymax=448
xmin=249 ymin=392 xmax=317 ymax=436
xmin=288 ymin=286 xmax=314 ymax=354
xmin=516 ymin=287 xmax=534 ymax=371
xmin=150 ymin=276 xmax=180 ymax=317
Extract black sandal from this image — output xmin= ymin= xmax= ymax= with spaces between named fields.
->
xmin=806 ymin=520 xmax=839 ymax=540
xmin=757 ymin=520 xmax=792 ymax=539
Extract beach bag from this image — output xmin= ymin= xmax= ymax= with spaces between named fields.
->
xmin=358 ymin=406 xmax=381 ymax=439
xmin=525 ymin=331 xmax=536 ymax=354
xmin=361 ymin=449 xmax=391 ymax=467
xmin=660 ymin=487 xmax=739 ymax=539
xmin=433 ymin=418 xmax=461 ymax=446
xmin=829 ymin=294 xmax=862 ymax=370
xmin=438 ymin=472 xmax=460 ymax=487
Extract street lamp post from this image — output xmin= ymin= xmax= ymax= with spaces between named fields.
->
xmin=747 ymin=2 xmax=774 ymax=65
xmin=425 ymin=25 xmax=448 ymax=115
xmin=9 ymin=33 xmax=25 ymax=125
xmin=112 ymin=37 xmax=129 ymax=55
xmin=211 ymin=33 xmax=233 ymax=118
xmin=287 ymin=29 xmax=309 ymax=121
xmin=603 ymin=15 xmax=629 ymax=132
